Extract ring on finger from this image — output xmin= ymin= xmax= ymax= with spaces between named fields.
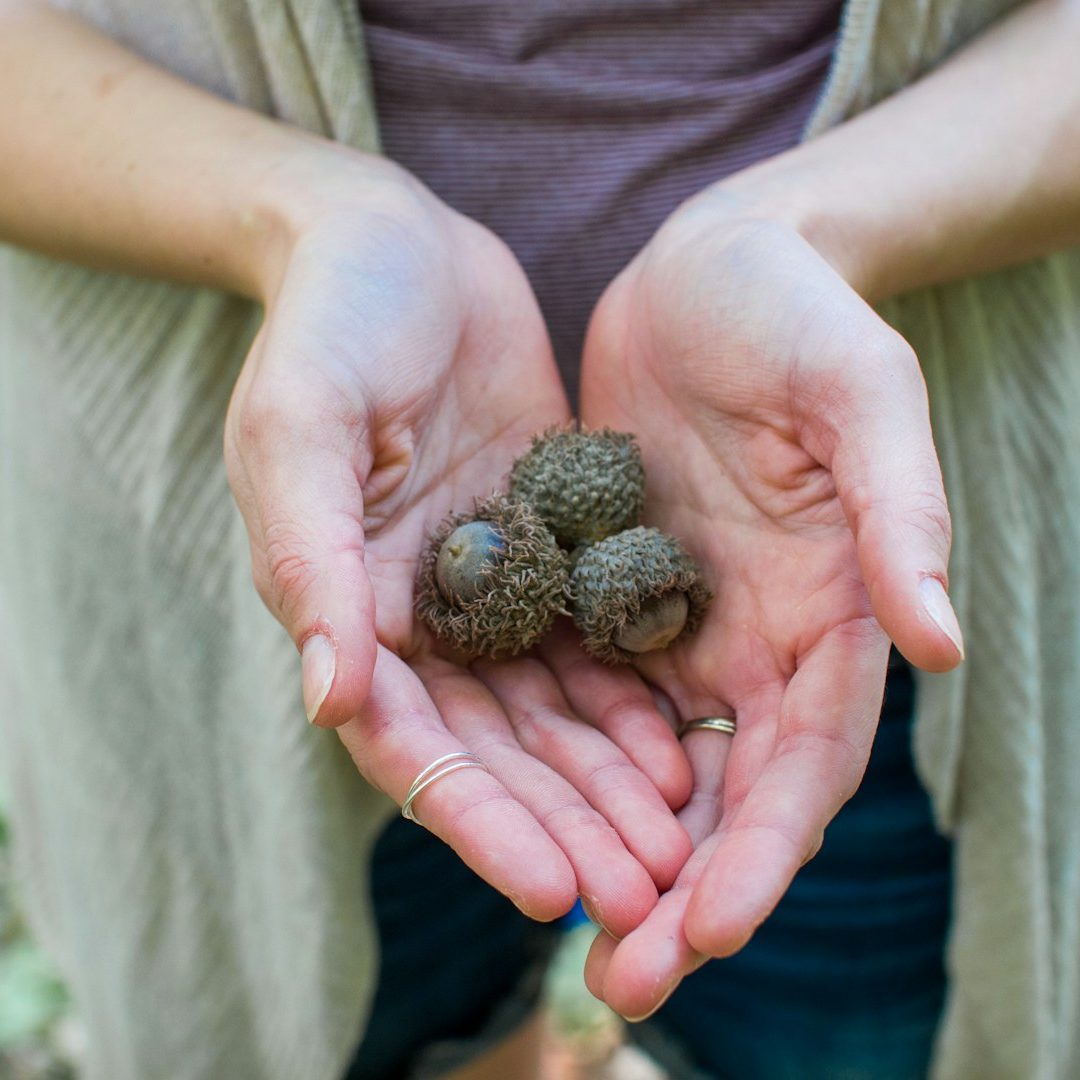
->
xmin=678 ymin=716 xmax=737 ymax=738
xmin=401 ymin=751 xmax=491 ymax=824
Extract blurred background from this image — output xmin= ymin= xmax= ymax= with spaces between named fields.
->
xmin=0 ymin=722 xmax=666 ymax=1080
xmin=0 ymin=852 xmax=666 ymax=1080
xmin=0 ymin=451 xmax=666 ymax=1080
xmin=0 ymin=782 xmax=79 ymax=1079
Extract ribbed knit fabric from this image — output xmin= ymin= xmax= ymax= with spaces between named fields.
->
xmin=1 ymin=2 xmax=1079 ymax=1078
xmin=806 ymin=6 xmax=1080 ymax=1076
xmin=0 ymin=6 xmax=392 ymax=1080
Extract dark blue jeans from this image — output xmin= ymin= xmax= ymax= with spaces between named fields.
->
xmin=631 ymin=656 xmax=952 ymax=1079
xmin=347 ymin=809 xmax=557 ymax=1080
xmin=348 ymin=656 xmax=951 ymax=1080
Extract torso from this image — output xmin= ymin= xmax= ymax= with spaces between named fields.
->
xmin=360 ymin=0 xmax=842 ymax=393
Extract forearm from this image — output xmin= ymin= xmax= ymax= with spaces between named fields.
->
xmin=0 ymin=1 xmax=398 ymax=300
xmin=718 ymin=0 xmax=1080 ymax=302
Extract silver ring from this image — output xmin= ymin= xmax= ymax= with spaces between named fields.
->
xmin=679 ymin=717 xmax=737 ymax=738
xmin=400 ymin=751 xmax=490 ymax=824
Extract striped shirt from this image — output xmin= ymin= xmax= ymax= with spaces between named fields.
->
xmin=359 ymin=0 xmax=842 ymax=397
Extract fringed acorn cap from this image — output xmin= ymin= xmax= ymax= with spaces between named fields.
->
xmin=508 ymin=424 xmax=645 ymax=548
xmin=570 ymin=527 xmax=711 ymax=664
xmin=416 ymin=494 xmax=569 ymax=659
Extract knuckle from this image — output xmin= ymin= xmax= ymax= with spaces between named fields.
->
xmin=506 ymin=701 xmax=560 ymax=755
xmin=775 ymin=720 xmax=870 ymax=767
xmin=540 ymin=800 xmax=616 ymax=841
xmin=582 ymin=757 xmax=639 ymax=798
xmin=263 ymin=524 xmax=320 ymax=615
xmin=830 ymin=614 xmax=889 ymax=654
xmin=845 ymin=463 xmax=952 ymax=557
xmin=685 ymin=788 xmax=722 ymax=818
xmin=595 ymin=694 xmax=653 ymax=732
xmin=444 ymin=788 xmax=520 ymax=835
xmin=558 ymin=647 xmax=604 ymax=684
xmin=910 ymin=484 xmax=953 ymax=552
xmin=731 ymin=820 xmax=810 ymax=868
xmin=465 ymin=730 xmax=517 ymax=763
xmin=772 ymin=723 xmax=872 ymax=806
xmin=732 ymin=816 xmax=829 ymax=875
xmin=361 ymin=707 xmax=433 ymax=765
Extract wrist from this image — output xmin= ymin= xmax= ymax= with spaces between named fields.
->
xmin=236 ymin=134 xmax=432 ymax=304
xmin=696 ymin=156 xmax=890 ymax=303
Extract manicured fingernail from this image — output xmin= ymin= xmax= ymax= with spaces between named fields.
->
xmin=918 ymin=577 xmax=965 ymax=660
xmin=301 ymin=633 xmax=336 ymax=723
xmin=624 ymin=979 xmax=679 ymax=1023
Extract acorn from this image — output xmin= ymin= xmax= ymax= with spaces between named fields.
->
xmin=436 ymin=520 xmax=507 ymax=605
xmin=416 ymin=495 xmax=569 ymax=658
xmin=570 ymin=527 xmax=711 ymax=664
xmin=509 ymin=425 xmax=645 ymax=549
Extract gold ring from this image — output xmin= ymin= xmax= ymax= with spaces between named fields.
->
xmin=400 ymin=752 xmax=490 ymax=824
xmin=679 ymin=717 xmax=737 ymax=738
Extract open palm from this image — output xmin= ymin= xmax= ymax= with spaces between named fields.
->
xmin=580 ymin=199 xmax=964 ymax=1016
xmin=226 ymin=175 xmax=691 ymax=935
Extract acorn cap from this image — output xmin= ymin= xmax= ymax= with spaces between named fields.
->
xmin=508 ymin=425 xmax=645 ymax=548
xmin=570 ymin=527 xmax=711 ymax=664
xmin=416 ymin=494 xmax=569 ymax=659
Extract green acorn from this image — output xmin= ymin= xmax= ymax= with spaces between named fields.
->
xmin=416 ymin=495 xmax=569 ymax=658
xmin=570 ymin=527 xmax=711 ymax=664
xmin=508 ymin=425 xmax=645 ymax=549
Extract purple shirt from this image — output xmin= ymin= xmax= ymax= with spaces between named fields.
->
xmin=360 ymin=1 xmax=842 ymax=396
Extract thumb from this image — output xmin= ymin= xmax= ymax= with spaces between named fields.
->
xmin=229 ymin=403 xmax=378 ymax=728
xmin=817 ymin=339 xmax=964 ymax=673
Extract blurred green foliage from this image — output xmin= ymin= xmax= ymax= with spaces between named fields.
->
xmin=0 ymin=783 xmax=77 ymax=1078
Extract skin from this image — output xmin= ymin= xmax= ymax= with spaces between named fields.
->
xmin=2 ymin=0 xmax=1080 ymax=1063
xmin=579 ymin=0 xmax=1080 ymax=1020
xmin=0 ymin=2 xmax=694 ymax=946
xmin=228 ymin=188 xmax=694 ymax=935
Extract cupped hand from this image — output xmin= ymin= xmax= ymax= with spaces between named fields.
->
xmin=579 ymin=190 xmax=964 ymax=1016
xmin=225 ymin=157 xmax=691 ymax=933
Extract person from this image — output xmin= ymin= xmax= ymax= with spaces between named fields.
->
xmin=0 ymin=1 xmax=1078 ymax=1079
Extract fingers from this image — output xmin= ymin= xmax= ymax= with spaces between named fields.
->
xmin=676 ymin=721 xmax=736 ymax=845
xmin=420 ymin=677 xmax=660 ymax=939
xmin=537 ymin=624 xmax=693 ymax=811
xmin=684 ymin=618 xmax=888 ymax=957
xmin=227 ymin=371 xmax=378 ymax=729
xmin=590 ymin=629 xmax=878 ymax=1015
xmin=584 ymin=841 xmax=716 ymax=1021
xmin=582 ymin=716 xmax=734 ymax=1020
xmin=583 ymin=929 xmax=617 ymax=1001
xmin=336 ymin=647 xmax=577 ymax=922
xmin=819 ymin=335 xmax=964 ymax=672
xmin=474 ymin=655 xmax=693 ymax=897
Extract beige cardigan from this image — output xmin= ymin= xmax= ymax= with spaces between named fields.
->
xmin=2 ymin=1 xmax=1079 ymax=1077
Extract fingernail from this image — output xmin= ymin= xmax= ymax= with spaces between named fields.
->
xmin=580 ymin=896 xmax=602 ymax=926
xmin=919 ymin=577 xmax=965 ymax=660
xmin=301 ymin=633 xmax=336 ymax=723
xmin=580 ymin=896 xmax=622 ymax=940
xmin=503 ymin=890 xmax=529 ymax=916
xmin=624 ymin=979 xmax=679 ymax=1023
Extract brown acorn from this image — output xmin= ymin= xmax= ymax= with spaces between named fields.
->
xmin=509 ymin=425 xmax=645 ymax=548
xmin=570 ymin=527 xmax=711 ymax=664
xmin=416 ymin=495 xmax=569 ymax=658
